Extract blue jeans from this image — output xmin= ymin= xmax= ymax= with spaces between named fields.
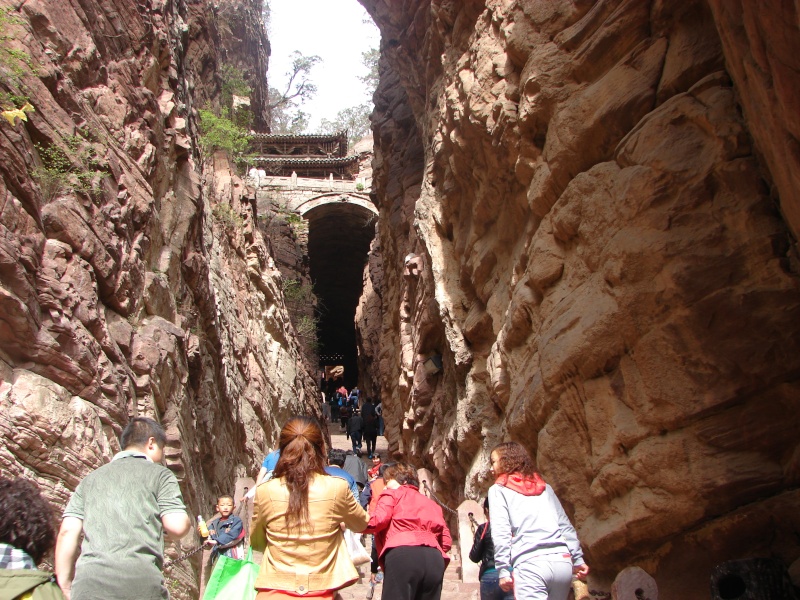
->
xmin=480 ymin=571 xmax=514 ymax=600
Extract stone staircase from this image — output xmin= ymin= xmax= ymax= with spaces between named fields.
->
xmin=336 ymin=546 xmax=478 ymax=600
xmin=440 ymin=547 xmax=480 ymax=600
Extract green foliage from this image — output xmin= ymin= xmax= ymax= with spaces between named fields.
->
xmin=0 ymin=91 xmax=29 ymax=111
xmin=268 ymin=93 xmax=309 ymax=134
xmin=31 ymin=135 xmax=106 ymax=201
xmin=0 ymin=9 xmax=31 ymax=75
xmin=268 ymin=51 xmax=320 ymax=133
xmin=319 ymin=103 xmax=371 ymax=149
xmin=296 ymin=314 xmax=317 ymax=339
xmin=355 ymin=182 xmax=365 ymax=191
xmin=285 ymin=212 xmax=303 ymax=225
xmin=212 ymin=202 xmax=244 ymax=229
xmin=282 ymin=278 xmax=313 ymax=305
xmin=221 ymin=65 xmax=251 ymax=97
xmin=0 ymin=7 xmax=35 ymax=108
xmin=198 ymin=108 xmax=251 ymax=156
xmin=360 ymin=48 xmax=379 ymax=96
xmin=220 ymin=64 xmax=251 ymax=108
xmin=281 ymin=277 xmax=319 ymax=356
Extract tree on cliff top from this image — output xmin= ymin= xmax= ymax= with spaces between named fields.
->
xmin=268 ymin=51 xmax=320 ymax=134
xmin=319 ymin=104 xmax=370 ymax=149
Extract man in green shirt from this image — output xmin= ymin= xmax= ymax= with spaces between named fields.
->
xmin=54 ymin=417 xmax=191 ymax=599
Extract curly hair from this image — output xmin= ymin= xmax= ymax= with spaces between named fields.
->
xmin=491 ymin=441 xmax=537 ymax=477
xmin=0 ymin=477 xmax=56 ymax=564
xmin=272 ymin=416 xmax=327 ymax=531
xmin=382 ymin=463 xmax=419 ymax=487
xmin=327 ymin=448 xmax=346 ymax=468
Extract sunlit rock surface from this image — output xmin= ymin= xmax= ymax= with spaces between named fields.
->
xmin=358 ymin=0 xmax=800 ymax=595
xmin=0 ymin=0 xmax=316 ymax=594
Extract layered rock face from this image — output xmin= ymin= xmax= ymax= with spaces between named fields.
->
xmin=0 ymin=0 xmax=316 ymax=593
xmin=358 ymin=0 xmax=800 ymax=595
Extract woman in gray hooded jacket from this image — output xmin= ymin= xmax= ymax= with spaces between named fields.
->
xmin=487 ymin=442 xmax=589 ymax=600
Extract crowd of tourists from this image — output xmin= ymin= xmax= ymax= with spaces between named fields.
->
xmin=0 ymin=414 xmax=589 ymax=600
xmin=322 ymin=384 xmax=384 ymax=458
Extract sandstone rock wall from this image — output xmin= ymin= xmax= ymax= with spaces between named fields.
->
xmin=706 ymin=0 xmax=800 ymax=241
xmin=358 ymin=0 xmax=800 ymax=595
xmin=256 ymin=188 xmax=319 ymax=367
xmin=0 ymin=0 xmax=317 ymax=593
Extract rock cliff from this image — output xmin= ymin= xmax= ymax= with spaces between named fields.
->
xmin=358 ymin=0 xmax=800 ymax=595
xmin=0 ymin=0 xmax=317 ymax=593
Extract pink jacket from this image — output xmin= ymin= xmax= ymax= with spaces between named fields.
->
xmin=366 ymin=484 xmax=452 ymax=568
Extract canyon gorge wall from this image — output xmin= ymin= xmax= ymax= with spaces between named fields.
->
xmin=358 ymin=0 xmax=800 ymax=596
xmin=0 ymin=0 xmax=317 ymax=594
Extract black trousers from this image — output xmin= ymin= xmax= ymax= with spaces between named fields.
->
xmin=364 ymin=432 xmax=378 ymax=456
xmin=381 ymin=545 xmax=445 ymax=600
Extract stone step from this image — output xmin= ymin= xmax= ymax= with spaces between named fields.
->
xmin=442 ymin=581 xmax=480 ymax=594
xmin=337 ymin=581 xmax=479 ymax=600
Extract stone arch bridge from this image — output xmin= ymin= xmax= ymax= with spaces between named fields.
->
xmin=248 ymin=168 xmax=377 ymax=388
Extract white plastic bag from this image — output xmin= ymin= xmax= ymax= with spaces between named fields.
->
xmin=344 ymin=529 xmax=371 ymax=566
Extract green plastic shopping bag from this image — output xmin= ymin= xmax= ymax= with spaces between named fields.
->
xmin=202 ymin=547 xmax=260 ymax=600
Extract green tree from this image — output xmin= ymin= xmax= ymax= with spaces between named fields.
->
xmin=219 ymin=63 xmax=253 ymax=129
xmin=220 ymin=64 xmax=252 ymax=110
xmin=268 ymin=87 xmax=310 ymax=134
xmin=359 ymin=48 xmax=379 ymax=96
xmin=319 ymin=104 xmax=371 ymax=149
xmin=268 ymin=51 xmax=320 ymax=133
xmin=198 ymin=108 xmax=251 ymax=156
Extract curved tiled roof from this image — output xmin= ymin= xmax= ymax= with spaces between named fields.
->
xmin=248 ymin=155 xmax=359 ymax=166
xmin=250 ymin=132 xmax=347 ymax=143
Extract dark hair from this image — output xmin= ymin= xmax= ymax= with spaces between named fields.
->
xmin=273 ymin=416 xmax=327 ymax=531
xmin=120 ymin=417 xmax=167 ymax=450
xmin=491 ymin=441 xmax=537 ymax=477
xmin=383 ymin=463 xmax=419 ymax=487
xmin=483 ymin=497 xmax=489 ymax=510
xmin=0 ymin=478 xmax=56 ymax=563
xmin=378 ymin=462 xmax=395 ymax=479
xmin=217 ymin=495 xmax=234 ymax=504
xmin=328 ymin=448 xmax=346 ymax=467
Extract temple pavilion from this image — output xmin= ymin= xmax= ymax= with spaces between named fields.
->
xmin=247 ymin=131 xmax=360 ymax=179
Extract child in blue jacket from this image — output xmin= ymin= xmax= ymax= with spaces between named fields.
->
xmin=204 ymin=495 xmax=245 ymax=561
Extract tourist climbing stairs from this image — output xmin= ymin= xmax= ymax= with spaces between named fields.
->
xmin=197 ymin=428 xmax=478 ymax=600
xmin=327 ymin=431 xmax=479 ymax=600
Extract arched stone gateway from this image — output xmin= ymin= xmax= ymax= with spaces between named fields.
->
xmin=296 ymin=193 xmax=378 ymax=217
xmin=304 ymin=200 xmax=376 ymax=388
xmin=251 ymin=133 xmax=376 ymax=388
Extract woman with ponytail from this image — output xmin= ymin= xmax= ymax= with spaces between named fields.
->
xmin=488 ymin=442 xmax=589 ymax=600
xmin=251 ymin=416 xmax=369 ymax=600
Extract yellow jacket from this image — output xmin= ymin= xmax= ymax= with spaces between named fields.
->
xmin=251 ymin=473 xmax=369 ymax=594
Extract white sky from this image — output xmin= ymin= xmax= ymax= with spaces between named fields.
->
xmin=267 ymin=0 xmax=380 ymax=131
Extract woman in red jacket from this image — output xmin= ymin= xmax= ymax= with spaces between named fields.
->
xmin=366 ymin=463 xmax=452 ymax=600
